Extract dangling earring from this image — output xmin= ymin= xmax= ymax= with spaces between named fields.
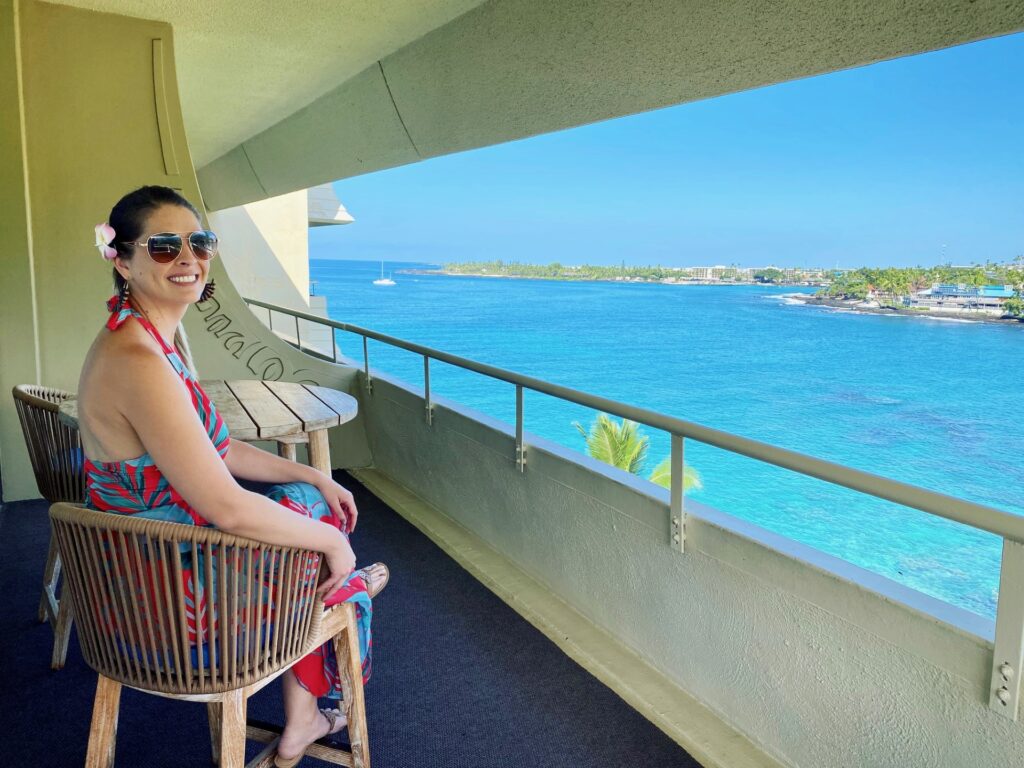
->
xmin=199 ymin=279 xmax=216 ymax=303
xmin=118 ymin=280 xmax=131 ymax=310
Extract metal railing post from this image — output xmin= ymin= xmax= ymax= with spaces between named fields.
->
xmin=990 ymin=540 xmax=1024 ymax=720
xmin=670 ymin=434 xmax=686 ymax=553
xmin=294 ymin=315 xmax=301 ymax=350
xmin=515 ymin=385 xmax=526 ymax=472
xmin=362 ymin=337 xmax=372 ymax=393
xmin=331 ymin=328 xmax=338 ymax=363
xmin=424 ymin=356 xmax=433 ymax=425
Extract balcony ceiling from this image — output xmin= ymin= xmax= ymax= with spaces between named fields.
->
xmin=51 ymin=1 xmax=1024 ymax=211
xmin=51 ymin=0 xmax=488 ymax=166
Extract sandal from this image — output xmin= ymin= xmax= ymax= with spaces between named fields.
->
xmin=273 ymin=708 xmax=346 ymax=768
xmin=360 ymin=562 xmax=390 ymax=598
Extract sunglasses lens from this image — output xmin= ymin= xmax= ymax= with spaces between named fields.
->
xmin=189 ymin=230 xmax=219 ymax=260
xmin=147 ymin=234 xmax=183 ymax=263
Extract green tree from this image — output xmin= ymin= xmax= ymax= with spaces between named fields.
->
xmin=574 ymin=414 xmax=703 ymax=490
xmin=754 ymin=268 xmax=785 ymax=284
xmin=574 ymin=414 xmax=648 ymax=474
xmin=1004 ymin=296 xmax=1024 ymax=318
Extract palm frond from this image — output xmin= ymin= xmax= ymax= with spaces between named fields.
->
xmin=648 ymin=458 xmax=703 ymax=491
xmin=576 ymin=413 xmax=649 ymax=474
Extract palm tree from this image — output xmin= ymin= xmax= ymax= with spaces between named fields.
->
xmin=574 ymin=414 xmax=703 ymax=490
xmin=648 ymin=458 xmax=703 ymax=492
xmin=574 ymin=414 xmax=648 ymax=474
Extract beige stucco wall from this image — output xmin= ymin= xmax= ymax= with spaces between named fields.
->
xmin=357 ymin=368 xmax=1023 ymax=768
xmin=209 ymin=191 xmax=311 ymax=310
xmin=0 ymin=1 xmax=369 ymax=501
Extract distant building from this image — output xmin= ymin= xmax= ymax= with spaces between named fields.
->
xmin=904 ymin=284 xmax=1015 ymax=314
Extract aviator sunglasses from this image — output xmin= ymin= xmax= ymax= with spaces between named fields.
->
xmin=127 ymin=230 xmax=219 ymax=263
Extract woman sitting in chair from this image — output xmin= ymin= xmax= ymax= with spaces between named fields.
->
xmin=78 ymin=185 xmax=387 ymax=768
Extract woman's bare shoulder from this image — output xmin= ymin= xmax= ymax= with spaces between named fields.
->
xmin=80 ymin=323 xmax=170 ymax=398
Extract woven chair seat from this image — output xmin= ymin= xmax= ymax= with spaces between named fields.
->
xmin=51 ymin=504 xmax=325 ymax=696
xmin=13 ymin=384 xmax=85 ymax=670
xmin=51 ymin=502 xmax=374 ymax=767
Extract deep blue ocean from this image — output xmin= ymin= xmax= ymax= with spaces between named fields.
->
xmin=311 ymin=259 xmax=1024 ymax=618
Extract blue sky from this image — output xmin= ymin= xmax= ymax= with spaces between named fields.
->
xmin=313 ymin=32 xmax=1024 ymax=269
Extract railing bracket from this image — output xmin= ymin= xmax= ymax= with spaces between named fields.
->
xmin=424 ymin=356 xmax=433 ymax=425
xmin=515 ymin=385 xmax=526 ymax=472
xmin=670 ymin=434 xmax=686 ymax=553
xmin=990 ymin=539 xmax=1024 ymax=720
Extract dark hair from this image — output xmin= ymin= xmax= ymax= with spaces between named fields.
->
xmin=108 ymin=185 xmax=201 ymax=292
xmin=106 ymin=185 xmax=203 ymax=374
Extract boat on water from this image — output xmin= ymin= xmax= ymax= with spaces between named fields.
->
xmin=4 ymin=3 xmax=1024 ymax=767
xmin=373 ymin=261 xmax=396 ymax=286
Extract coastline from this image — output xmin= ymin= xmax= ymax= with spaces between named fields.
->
xmin=398 ymin=268 xmax=1023 ymax=327
xmin=788 ymin=294 xmax=1024 ymax=326
xmin=399 ymin=269 xmax=820 ymax=288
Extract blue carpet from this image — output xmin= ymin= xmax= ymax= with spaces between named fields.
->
xmin=0 ymin=473 xmax=699 ymax=767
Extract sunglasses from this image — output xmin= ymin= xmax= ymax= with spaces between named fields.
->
xmin=127 ymin=230 xmax=219 ymax=263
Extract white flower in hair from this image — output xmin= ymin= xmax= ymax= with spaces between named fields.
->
xmin=95 ymin=222 xmax=117 ymax=260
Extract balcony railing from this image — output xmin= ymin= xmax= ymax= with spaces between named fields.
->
xmin=244 ymin=295 xmax=1024 ymax=721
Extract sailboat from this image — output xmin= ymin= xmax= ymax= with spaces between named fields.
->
xmin=373 ymin=260 xmax=396 ymax=286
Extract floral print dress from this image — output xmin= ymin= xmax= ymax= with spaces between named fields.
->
xmin=83 ymin=298 xmax=372 ymax=695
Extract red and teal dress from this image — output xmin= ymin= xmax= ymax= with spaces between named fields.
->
xmin=83 ymin=297 xmax=372 ymax=695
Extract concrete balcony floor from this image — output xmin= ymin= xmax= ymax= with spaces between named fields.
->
xmin=0 ymin=472 xmax=699 ymax=767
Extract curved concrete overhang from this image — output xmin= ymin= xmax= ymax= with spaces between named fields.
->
xmin=49 ymin=0 xmax=489 ymax=167
xmin=195 ymin=0 xmax=1024 ymax=210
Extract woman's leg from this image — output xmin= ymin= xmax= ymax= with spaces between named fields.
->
xmin=277 ymin=669 xmax=347 ymax=762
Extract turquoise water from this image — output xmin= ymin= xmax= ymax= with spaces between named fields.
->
xmin=312 ymin=259 xmax=1024 ymax=618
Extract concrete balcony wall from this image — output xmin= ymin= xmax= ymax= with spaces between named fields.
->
xmin=355 ymin=367 xmax=1024 ymax=768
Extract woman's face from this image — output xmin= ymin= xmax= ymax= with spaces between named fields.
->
xmin=115 ymin=203 xmax=210 ymax=310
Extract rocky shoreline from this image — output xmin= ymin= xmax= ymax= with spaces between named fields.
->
xmin=794 ymin=295 xmax=1023 ymax=326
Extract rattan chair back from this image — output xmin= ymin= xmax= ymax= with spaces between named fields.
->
xmin=13 ymin=385 xmax=86 ymax=504
xmin=50 ymin=503 xmax=325 ymax=696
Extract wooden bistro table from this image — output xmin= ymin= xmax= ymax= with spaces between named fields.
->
xmin=59 ymin=380 xmax=357 ymax=476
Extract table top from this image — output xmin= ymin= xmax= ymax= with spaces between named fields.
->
xmin=59 ymin=379 xmax=357 ymax=441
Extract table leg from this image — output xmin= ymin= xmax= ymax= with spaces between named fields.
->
xmin=308 ymin=429 xmax=332 ymax=476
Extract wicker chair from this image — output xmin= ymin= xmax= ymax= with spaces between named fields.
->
xmin=50 ymin=503 xmax=372 ymax=768
xmin=13 ymin=384 xmax=86 ymax=669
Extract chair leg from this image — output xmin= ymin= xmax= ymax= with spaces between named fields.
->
xmin=207 ymin=702 xmax=223 ymax=765
xmin=218 ymin=689 xmax=248 ymax=768
xmin=335 ymin=605 xmax=370 ymax=768
xmin=85 ymin=675 xmax=122 ymax=768
xmin=38 ymin=537 xmax=61 ymax=622
xmin=50 ymin=594 xmax=74 ymax=670
xmin=277 ymin=441 xmax=297 ymax=462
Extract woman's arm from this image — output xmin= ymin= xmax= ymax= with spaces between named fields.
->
xmin=115 ymin=348 xmax=354 ymax=595
xmin=225 ymin=437 xmax=319 ymax=484
xmin=224 ymin=438 xmax=358 ymax=532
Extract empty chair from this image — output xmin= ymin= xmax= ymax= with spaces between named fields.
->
xmin=49 ymin=502 xmax=374 ymax=768
xmin=12 ymin=384 xmax=85 ymax=669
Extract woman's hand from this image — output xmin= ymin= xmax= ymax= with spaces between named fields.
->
xmin=317 ymin=534 xmax=356 ymax=598
xmin=315 ymin=475 xmax=359 ymax=534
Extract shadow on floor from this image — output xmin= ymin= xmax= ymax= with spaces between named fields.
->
xmin=0 ymin=472 xmax=698 ymax=767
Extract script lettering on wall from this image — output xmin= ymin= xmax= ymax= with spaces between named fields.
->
xmin=195 ymin=297 xmax=320 ymax=385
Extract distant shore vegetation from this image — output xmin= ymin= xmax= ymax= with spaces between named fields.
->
xmin=435 ymin=258 xmax=1024 ymax=318
xmin=440 ymin=260 xmax=820 ymax=284
xmin=821 ymin=260 xmax=1024 ymax=317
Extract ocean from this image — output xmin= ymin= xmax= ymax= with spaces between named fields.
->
xmin=311 ymin=259 xmax=1024 ymax=618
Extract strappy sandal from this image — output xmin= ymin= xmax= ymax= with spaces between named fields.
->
xmin=273 ymin=708 xmax=346 ymax=768
xmin=360 ymin=562 xmax=390 ymax=598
